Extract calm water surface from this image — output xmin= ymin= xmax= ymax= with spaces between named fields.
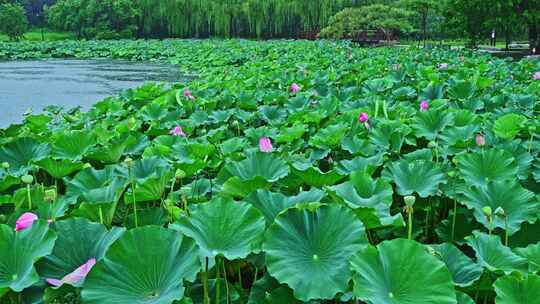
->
xmin=0 ymin=59 xmax=181 ymax=128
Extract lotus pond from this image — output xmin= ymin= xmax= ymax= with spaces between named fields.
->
xmin=0 ymin=39 xmax=540 ymax=304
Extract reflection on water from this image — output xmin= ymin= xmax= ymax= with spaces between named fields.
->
xmin=0 ymin=59 xmax=183 ymax=127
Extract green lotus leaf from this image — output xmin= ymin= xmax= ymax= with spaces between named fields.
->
xmin=493 ymin=113 xmax=527 ymax=140
xmin=219 ymin=137 xmax=247 ymax=155
xmin=456 ymin=291 xmax=475 ymax=304
xmin=247 ymin=273 xmax=298 ymax=304
xmin=412 ymin=110 xmax=453 ymax=140
xmin=331 ymin=170 xmax=403 ymax=228
xmin=448 ymin=79 xmax=475 ymax=100
xmin=384 ymin=159 xmax=446 ymax=197
xmin=245 ymin=189 xmax=325 ymax=226
xmin=264 ymin=204 xmax=367 ymax=301
xmin=65 ymin=166 xmax=128 ymax=205
xmin=466 ymin=231 xmax=527 ymax=274
xmin=435 ymin=209 xmax=482 ymax=245
xmin=276 ymin=123 xmax=306 ymax=143
xmin=81 ymin=226 xmax=200 ymax=304
xmin=139 ymin=102 xmax=168 ymax=121
xmin=186 ymin=278 xmax=240 ymax=304
xmin=350 ymin=239 xmax=456 ymax=304
xmin=220 ymin=152 xmax=289 ymax=183
xmin=370 ymin=120 xmax=411 ymax=152
xmin=431 ymin=243 xmax=483 ymax=287
xmin=126 ymin=208 xmax=168 ymax=228
xmin=86 ymin=137 xmax=128 ymax=164
xmin=0 ymin=169 xmax=19 ymax=192
xmin=494 ymin=273 xmax=540 ymax=304
xmin=0 ymin=221 xmax=57 ymax=292
xmin=51 ymin=130 xmax=95 ymax=160
xmin=291 ymin=159 xmax=344 ymax=187
xmin=127 ymin=157 xmax=173 ymax=202
xmin=335 ymin=154 xmax=383 ymax=175
xmin=0 ymin=137 xmax=50 ymax=176
xmin=461 ymin=181 xmax=537 ymax=234
xmin=176 ymin=197 xmax=265 ymax=260
xmin=515 ymin=242 xmax=540 ymax=272
xmin=309 ymin=124 xmax=348 ymax=149
xmin=37 ymin=218 xmax=125 ymax=287
xmin=420 ymin=83 xmax=444 ymax=100
xmin=36 ymin=158 xmax=84 ymax=179
xmin=455 ymin=149 xmax=518 ymax=186
xmin=220 ymin=176 xmax=270 ymax=198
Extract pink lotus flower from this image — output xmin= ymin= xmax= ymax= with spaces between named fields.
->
xmin=259 ymin=137 xmax=273 ymax=153
xmin=183 ymin=89 xmax=195 ymax=100
xmin=420 ymin=100 xmax=429 ymax=111
xmin=533 ymin=72 xmax=540 ymax=80
xmin=46 ymin=258 xmax=96 ymax=287
xmin=358 ymin=112 xmax=369 ymax=123
xmin=170 ymin=125 xmax=186 ymax=137
xmin=15 ymin=212 xmax=38 ymax=231
xmin=290 ymin=83 xmax=300 ymax=94
xmin=439 ymin=63 xmax=449 ymax=69
xmin=476 ymin=134 xmax=486 ymax=146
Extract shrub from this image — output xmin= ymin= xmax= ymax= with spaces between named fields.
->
xmin=0 ymin=3 xmax=29 ymax=41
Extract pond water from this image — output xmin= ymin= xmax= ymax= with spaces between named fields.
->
xmin=0 ymin=59 xmax=182 ymax=128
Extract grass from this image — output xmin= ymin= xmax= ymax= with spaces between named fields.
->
xmin=0 ymin=29 xmax=75 ymax=42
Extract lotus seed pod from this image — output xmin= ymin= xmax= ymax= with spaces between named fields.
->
xmin=1 ymin=162 xmax=9 ymax=169
xmin=124 ymin=157 xmax=133 ymax=167
xmin=175 ymin=169 xmax=186 ymax=179
xmin=482 ymin=206 xmax=492 ymax=217
xmin=44 ymin=188 xmax=57 ymax=202
xmin=494 ymin=207 xmax=505 ymax=217
xmin=404 ymin=195 xmax=416 ymax=207
xmin=21 ymin=175 xmax=34 ymax=184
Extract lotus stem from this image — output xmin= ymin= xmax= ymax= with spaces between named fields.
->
xmin=374 ymin=99 xmax=380 ymax=118
xmin=130 ymin=169 xmax=138 ymax=228
xmin=253 ymin=267 xmax=258 ymax=282
xmin=222 ymin=259 xmax=230 ymax=304
xmin=215 ymin=257 xmax=221 ymax=304
xmin=451 ymin=200 xmax=457 ymax=242
xmin=203 ymin=257 xmax=210 ymax=304
xmin=26 ymin=184 xmax=32 ymax=210
xmin=98 ymin=206 xmax=104 ymax=225
xmin=528 ymin=133 xmax=534 ymax=153
xmin=504 ymin=218 xmax=509 ymax=246
xmin=382 ymin=100 xmax=388 ymax=119
xmin=407 ymin=207 xmax=413 ymax=240
xmin=237 ymin=264 xmax=242 ymax=288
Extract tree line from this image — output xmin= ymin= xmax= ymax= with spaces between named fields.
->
xmin=0 ymin=0 xmax=539 ymax=51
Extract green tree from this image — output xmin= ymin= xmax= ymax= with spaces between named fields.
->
xmin=319 ymin=4 xmax=414 ymax=43
xmin=401 ymin=0 xmax=441 ymax=46
xmin=443 ymin=0 xmax=491 ymax=47
xmin=0 ymin=3 xmax=28 ymax=40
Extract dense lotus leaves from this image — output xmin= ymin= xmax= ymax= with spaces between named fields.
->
xmin=350 ymin=239 xmax=456 ymax=304
xmin=264 ymin=204 xmax=367 ymax=301
xmin=330 ymin=170 xmax=403 ymax=228
xmin=431 ymin=243 xmax=483 ymax=287
xmin=65 ymin=166 xmax=128 ymax=205
xmin=466 ymin=231 xmax=528 ymax=274
xmin=1 ymin=39 xmax=540 ymax=303
xmin=0 ymin=221 xmax=57 ymax=292
xmin=384 ymin=159 xmax=446 ymax=197
xmin=455 ymin=149 xmax=518 ymax=186
xmin=461 ymin=181 xmax=538 ymax=234
xmin=176 ymin=197 xmax=265 ymax=261
xmin=37 ymin=218 xmax=125 ymax=288
xmin=81 ymin=226 xmax=200 ymax=304
xmin=494 ymin=273 xmax=540 ymax=304
xmin=0 ymin=137 xmax=50 ymax=176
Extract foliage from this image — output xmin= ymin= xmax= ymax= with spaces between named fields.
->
xmin=0 ymin=3 xmax=28 ymax=40
xmin=0 ymin=39 xmax=540 ymax=303
xmin=319 ymin=4 xmax=414 ymax=41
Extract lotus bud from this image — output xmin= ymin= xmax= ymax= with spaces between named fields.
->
xmin=427 ymin=141 xmax=437 ymax=148
xmin=404 ymin=196 xmax=416 ymax=207
xmin=44 ymin=188 xmax=57 ymax=202
xmin=482 ymin=206 xmax=492 ymax=218
xmin=447 ymin=170 xmax=456 ymax=178
xmin=232 ymin=120 xmax=239 ymax=127
xmin=528 ymin=126 xmax=536 ymax=133
xmin=83 ymin=163 xmax=92 ymax=169
xmin=494 ymin=207 xmax=506 ymax=218
xmin=1 ymin=162 xmax=9 ymax=169
xmin=124 ymin=157 xmax=133 ymax=167
xmin=175 ymin=169 xmax=186 ymax=179
xmin=164 ymin=198 xmax=174 ymax=207
xmin=21 ymin=175 xmax=34 ymax=184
